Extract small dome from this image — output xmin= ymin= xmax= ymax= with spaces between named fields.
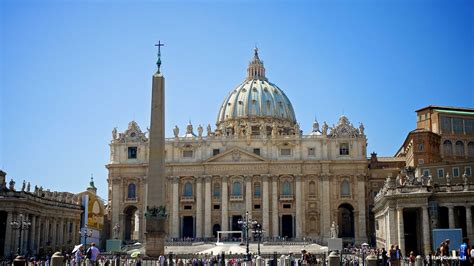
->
xmin=216 ymin=49 xmax=296 ymax=132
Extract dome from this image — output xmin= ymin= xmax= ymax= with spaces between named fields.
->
xmin=216 ymin=48 xmax=297 ymax=136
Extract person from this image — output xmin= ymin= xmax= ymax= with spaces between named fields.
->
xmin=408 ymin=251 xmax=415 ymax=265
xmin=86 ymin=242 xmax=100 ymax=266
xmin=470 ymin=245 xmax=474 ymax=264
xmin=389 ymin=245 xmax=398 ymax=266
xmin=381 ymin=248 xmax=388 ymax=265
xmin=395 ymin=245 xmax=403 ymax=265
xmin=444 ymin=239 xmax=451 ymax=256
xmin=74 ymin=245 xmax=84 ymax=266
xmin=459 ymin=238 xmax=470 ymax=266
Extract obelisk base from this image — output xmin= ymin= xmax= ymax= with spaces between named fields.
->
xmin=145 ymin=217 xmax=167 ymax=257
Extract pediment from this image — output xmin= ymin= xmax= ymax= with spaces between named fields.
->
xmin=206 ymin=148 xmax=267 ymax=163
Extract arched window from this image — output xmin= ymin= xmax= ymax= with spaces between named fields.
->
xmin=309 ymin=181 xmax=316 ymax=196
xmin=443 ymin=140 xmax=453 ymax=156
xmin=468 ymin=142 xmax=474 ymax=157
xmin=232 ymin=181 xmax=242 ymax=196
xmin=282 ymin=181 xmax=291 ymax=195
xmin=183 ymin=182 xmax=193 ymax=197
xmin=341 ymin=180 xmax=350 ymax=197
xmin=213 ymin=183 xmax=221 ymax=198
xmin=127 ymin=183 xmax=136 ymax=199
xmin=254 ymin=182 xmax=261 ymax=198
xmin=455 ymin=141 xmax=465 ymax=157
xmin=340 ymin=143 xmax=349 ymax=155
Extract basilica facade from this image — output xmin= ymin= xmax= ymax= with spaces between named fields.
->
xmin=107 ymin=49 xmax=372 ymax=245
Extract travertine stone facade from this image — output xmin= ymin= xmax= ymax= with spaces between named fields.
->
xmin=0 ymin=171 xmax=83 ymax=256
xmin=107 ymin=50 xmax=370 ymax=245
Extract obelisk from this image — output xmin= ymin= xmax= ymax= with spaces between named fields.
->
xmin=145 ymin=41 xmax=167 ymax=257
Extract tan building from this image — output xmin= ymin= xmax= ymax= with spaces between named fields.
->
xmin=107 ymin=49 xmax=371 ymax=245
xmin=0 ymin=170 xmax=83 ymax=257
xmin=374 ymin=106 xmax=474 ymax=256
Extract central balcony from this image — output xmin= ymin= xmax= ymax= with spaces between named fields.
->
xmin=229 ymin=195 xmax=244 ymax=201
xmin=279 ymin=194 xmax=294 ymax=201
xmin=180 ymin=196 xmax=194 ymax=202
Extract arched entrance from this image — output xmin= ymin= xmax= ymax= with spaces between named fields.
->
xmin=281 ymin=215 xmax=293 ymax=239
xmin=213 ymin=224 xmax=221 ymax=237
xmin=124 ymin=206 xmax=139 ymax=241
xmin=338 ymin=203 xmax=354 ymax=239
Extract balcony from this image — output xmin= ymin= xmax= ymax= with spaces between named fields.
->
xmin=229 ymin=195 xmax=243 ymax=201
xmin=279 ymin=194 xmax=294 ymax=201
xmin=180 ymin=196 xmax=194 ymax=202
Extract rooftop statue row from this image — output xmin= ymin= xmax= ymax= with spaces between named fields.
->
xmin=0 ymin=177 xmax=81 ymax=205
xmin=374 ymin=167 xmax=472 ymax=202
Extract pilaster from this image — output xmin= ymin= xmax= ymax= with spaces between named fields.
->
xmin=422 ymin=206 xmax=431 ymax=255
xmin=295 ymin=175 xmax=302 ymax=238
xmin=397 ymin=207 xmax=404 ymax=255
xmin=171 ymin=176 xmax=180 ymax=238
xmin=221 ymin=175 xmax=229 ymax=231
xmin=195 ymin=176 xmax=203 ymax=238
xmin=245 ymin=175 xmax=252 ymax=219
xmin=448 ymin=206 xmax=455 ymax=228
xmin=204 ymin=175 xmax=212 ymax=237
xmin=271 ymin=175 xmax=279 ymax=237
xmin=262 ymin=175 xmax=270 ymax=237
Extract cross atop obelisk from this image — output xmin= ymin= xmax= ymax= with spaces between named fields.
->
xmin=155 ymin=41 xmax=164 ymax=74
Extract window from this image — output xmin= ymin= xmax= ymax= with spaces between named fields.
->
xmin=232 ymin=181 xmax=242 ymax=196
xmin=468 ymin=142 xmax=474 ymax=157
xmin=253 ymin=148 xmax=261 ymax=156
xmin=418 ymin=144 xmax=424 ymax=151
xmin=213 ymin=149 xmax=220 ymax=156
xmin=465 ymin=166 xmax=472 ymax=177
xmin=282 ymin=181 xmax=291 ymax=195
xmin=341 ymin=180 xmax=350 ymax=197
xmin=443 ymin=140 xmax=453 ymax=156
xmin=453 ymin=167 xmax=460 ymax=177
xmin=340 ymin=143 xmax=349 ymax=155
xmin=213 ymin=205 xmax=220 ymax=210
xmin=283 ymin=204 xmax=291 ymax=209
xmin=455 ymin=141 xmax=465 ymax=157
xmin=183 ymin=182 xmax=193 ymax=196
xmin=437 ymin=168 xmax=445 ymax=178
xmin=184 ymin=205 xmax=192 ymax=210
xmin=213 ymin=183 xmax=221 ymax=198
xmin=453 ymin=118 xmax=463 ymax=134
xmin=280 ymin=148 xmax=291 ymax=156
xmin=309 ymin=181 xmax=316 ymax=196
xmin=254 ymin=204 xmax=261 ymax=210
xmin=465 ymin=119 xmax=474 ymax=134
xmin=127 ymin=183 xmax=136 ymax=199
xmin=128 ymin=147 xmax=137 ymax=159
xmin=254 ymin=182 xmax=261 ymax=198
xmin=418 ymin=159 xmax=425 ymax=165
xmin=422 ymin=169 xmax=429 ymax=177
xmin=441 ymin=116 xmax=452 ymax=134
xmin=308 ymin=148 xmax=315 ymax=156
xmin=183 ymin=150 xmax=193 ymax=158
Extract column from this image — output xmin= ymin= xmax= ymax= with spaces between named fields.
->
xmin=4 ymin=212 xmax=12 ymax=256
xmin=204 ymin=175 xmax=212 ymax=237
xmin=30 ymin=215 xmax=36 ymax=253
xmin=422 ymin=206 xmax=431 ymax=255
xmin=111 ymin=179 xmax=121 ymax=235
xmin=245 ymin=175 xmax=252 ymax=218
xmin=271 ymin=176 xmax=279 ymax=238
xmin=357 ymin=176 xmax=367 ymax=243
xmin=45 ymin=217 xmax=50 ymax=246
xmin=466 ymin=205 xmax=473 ymax=241
xmin=172 ymin=176 xmax=180 ymax=238
xmin=397 ymin=208 xmax=404 ymax=254
xmin=295 ymin=175 xmax=302 ymax=238
xmin=52 ymin=218 xmax=57 ymax=248
xmin=448 ymin=206 xmax=455 ymax=228
xmin=59 ymin=218 xmax=64 ymax=248
xmin=320 ymin=175 xmax=331 ymax=238
xmin=262 ymin=175 xmax=270 ymax=237
xmin=195 ymin=176 xmax=203 ymax=238
xmin=221 ymin=176 xmax=229 ymax=231
xmin=388 ymin=208 xmax=397 ymax=247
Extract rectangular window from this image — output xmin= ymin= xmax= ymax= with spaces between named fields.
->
xmin=465 ymin=166 xmax=472 ymax=177
xmin=213 ymin=205 xmax=220 ymax=210
xmin=308 ymin=147 xmax=315 ymax=156
xmin=465 ymin=119 xmax=474 ymax=134
xmin=418 ymin=144 xmax=424 ymax=151
xmin=418 ymin=159 xmax=424 ymax=165
xmin=453 ymin=167 xmax=459 ymax=177
xmin=128 ymin=147 xmax=137 ymax=159
xmin=184 ymin=205 xmax=192 ymax=210
xmin=440 ymin=116 xmax=452 ymax=134
xmin=437 ymin=168 xmax=444 ymax=178
xmin=339 ymin=144 xmax=349 ymax=155
xmin=254 ymin=204 xmax=261 ymax=210
xmin=453 ymin=118 xmax=463 ymax=134
xmin=213 ymin=149 xmax=220 ymax=156
xmin=183 ymin=150 xmax=193 ymax=158
xmin=280 ymin=148 xmax=292 ymax=156
xmin=422 ymin=169 xmax=429 ymax=177
xmin=253 ymin=148 xmax=261 ymax=156
xmin=283 ymin=204 xmax=291 ymax=209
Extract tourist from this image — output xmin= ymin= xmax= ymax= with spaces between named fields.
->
xmin=381 ymin=247 xmax=388 ymax=266
xmin=408 ymin=251 xmax=416 ymax=265
xmin=470 ymin=245 xmax=474 ymax=264
xmin=86 ymin=242 xmax=100 ymax=266
xmin=74 ymin=245 xmax=84 ymax=266
xmin=389 ymin=245 xmax=399 ymax=266
xmin=459 ymin=238 xmax=470 ymax=266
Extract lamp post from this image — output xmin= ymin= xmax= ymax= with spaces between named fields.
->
xmin=10 ymin=214 xmax=31 ymax=256
xmin=238 ymin=211 xmax=261 ymax=262
xmin=79 ymin=224 xmax=93 ymax=247
xmin=252 ymin=222 xmax=263 ymax=256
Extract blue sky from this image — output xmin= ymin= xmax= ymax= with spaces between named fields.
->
xmin=1 ymin=0 xmax=473 ymax=199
